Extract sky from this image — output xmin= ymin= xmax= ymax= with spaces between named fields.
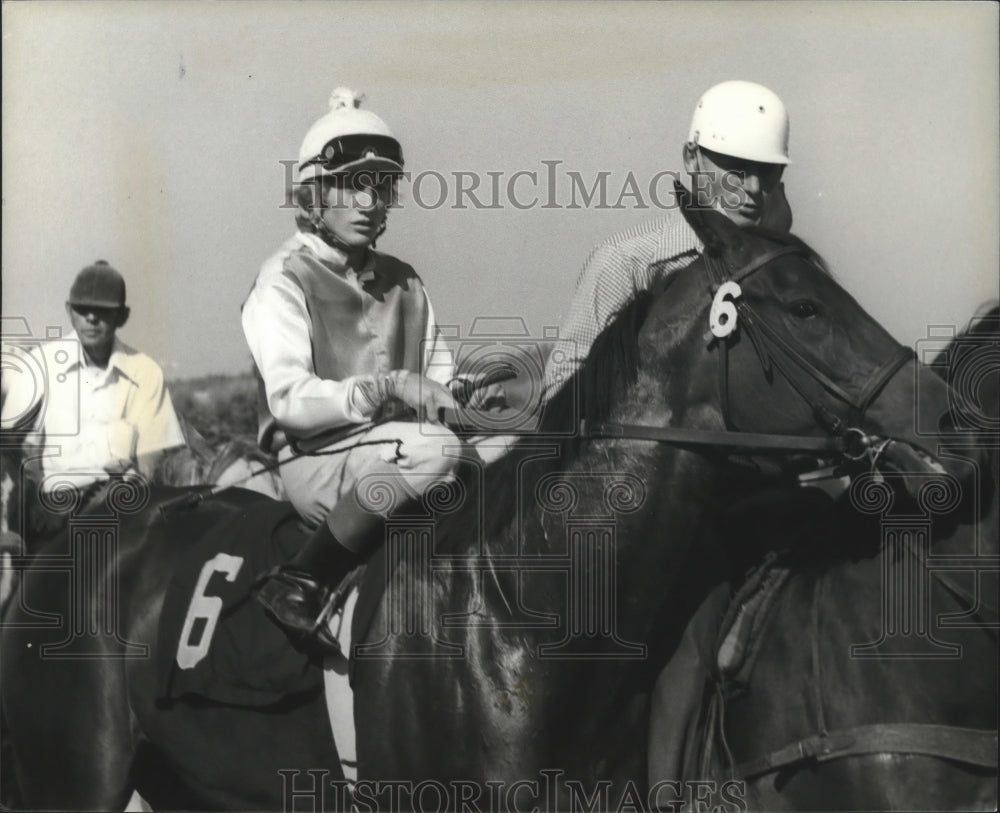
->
xmin=2 ymin=1 xmax=998 ymax=379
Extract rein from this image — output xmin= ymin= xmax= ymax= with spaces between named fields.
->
xmin=157 ymin=370 xmax=513 ymax=518
xmin=581 ymin=419 xmax=860 ymax=458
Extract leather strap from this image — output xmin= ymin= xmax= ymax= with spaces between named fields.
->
xmin=855 ymin=345 xmax=918 ymax=417
xmin=580 ymin=420 xmax=846 ymax=457
xmin=729 ymin=245 xmax=805 ymax=284
xmin=736 ymin=723 xmax=998 ymax=779
xmin=434 ymin=410 xmax=852 ymax=459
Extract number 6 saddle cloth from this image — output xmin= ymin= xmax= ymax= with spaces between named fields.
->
xmin=156 ymin=498 xmax=325 ymax=707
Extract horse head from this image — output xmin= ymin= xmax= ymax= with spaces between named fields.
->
xmin=636 ymin=193 xmax=982 ymax=507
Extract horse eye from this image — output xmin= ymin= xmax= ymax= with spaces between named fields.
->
xmin=790 ymin=300 xmax=819 ymax=319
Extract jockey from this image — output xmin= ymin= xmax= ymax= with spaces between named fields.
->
xmin=543 ymin=80 xmax=794 ymax=399
xmin=243 ymin=88 xmax=478 ymax=653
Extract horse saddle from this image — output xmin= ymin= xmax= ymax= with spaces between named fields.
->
xmin=687 ymin=557 xmax=794 ymax=781
xmin=715 ymin=557 xmax=792 ymax=690
xmin=157 ymin=497 xmax=326 ymax=707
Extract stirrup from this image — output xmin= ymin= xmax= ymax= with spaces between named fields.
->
xmin=311 ymin=586 xmax=348 ymax=653
xmin=252 ymin=566 xmax=343 ymax=655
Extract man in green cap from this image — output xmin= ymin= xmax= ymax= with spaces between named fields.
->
xmin=1 ymin=260 xmax=186 ymax=499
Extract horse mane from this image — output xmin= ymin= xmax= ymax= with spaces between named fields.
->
xmin=435 ymin=289 xmax=658 ymax=551
xmin=155 ymin=425 xmax=275 ymax=488
xmin=960 ymin=300 xmax=999 ymax=339
xmin=539 ymin=290 xmax=656 ymax=436
xmin=206 ymin=436 xmax=275 ymax=483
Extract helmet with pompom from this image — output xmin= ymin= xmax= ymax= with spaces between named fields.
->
xmin=297 ymin=88 xmax=404 ymax=183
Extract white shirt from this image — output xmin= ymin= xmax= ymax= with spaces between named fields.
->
xmin=1 ymin=332 xmax=186 ymax=492
xmin=241 ymin=232 xmax=455 ymax=441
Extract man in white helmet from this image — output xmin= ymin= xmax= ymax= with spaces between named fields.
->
xmin=242 ymin=89 xmax=489 ymax=653
xmin=538 ymin=80 xmax=795 ymax=783
xmin=543 ymin=80 xmax=793 ymax=399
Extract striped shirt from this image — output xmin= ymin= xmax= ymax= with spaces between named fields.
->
xmin=543 ymin=210 xmax=703 ymax=398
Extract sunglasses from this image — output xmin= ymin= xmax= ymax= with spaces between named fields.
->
xmin=301 ymin=134 xmax=404 ymax=173
xmin=69 ymin=304 xmax=122 ymax=321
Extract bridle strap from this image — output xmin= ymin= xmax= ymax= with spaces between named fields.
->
xmin=581 ymin=420 xmax=846 ymax=456
xmin=730 ymin=244 xmax=804 ymax=284
xmin=735 ymin=722 xmax=998 ymax=779
xmin=855 ymin=344 xmax=916 ymax=417
xmin=738 ymin=303 xmax=863 ymax=408
xmin=740 ymin=306 xmax=915 ymax=418
xmin=702 ymin=240 xmax=915 ymax=442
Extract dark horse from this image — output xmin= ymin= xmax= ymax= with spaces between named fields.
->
xmin=650 ymin=303 xmax=999 ymax=809
xmin=684 ymin=467 xmax=998 ymax=812
xmin=0 ymin=206 xmax=984 ymax=810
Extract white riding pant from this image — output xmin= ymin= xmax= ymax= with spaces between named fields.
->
xmin=277 ymin=421 xmax=462 ymax=530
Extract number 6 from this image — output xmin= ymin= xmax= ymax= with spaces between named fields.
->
xmin=176 ymin=552 xmax=244 ymax=670
xmin=710 ymin=281 xmax=742 ymax=339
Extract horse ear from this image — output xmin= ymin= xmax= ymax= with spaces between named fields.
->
xmin=674 ymin=180 xmax=742 ymax=255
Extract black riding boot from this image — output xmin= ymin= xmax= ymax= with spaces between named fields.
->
xmin=253 ymin=522 xmax=364 ymax=654
xmin=254 ymin=469 xmax=402 ymax=653
xmin=255 ymin=459 xmax=416 ymax=653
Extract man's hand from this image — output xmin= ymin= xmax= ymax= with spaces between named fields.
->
xmin=464 ymin=382 xmax=507 ymax=412
xmin=103 ymin=457 xmax=134 ymax=475
xmin=103 ymin=458 xmax=145 ymax=488
xmin=448 ymin=366 xmax=516 ymax=411
xmin=393 ymin=373 xmax=456 ymax=424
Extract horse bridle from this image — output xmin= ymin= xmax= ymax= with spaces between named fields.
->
xmin=585 ymin=241 xmax=915 ymax=467
xmin=707 ymin=244 xmax=912 ymax=428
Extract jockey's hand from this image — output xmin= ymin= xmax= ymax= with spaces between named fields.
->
xmin=449 ymin=376 xmax=508 ymax=410
xmin=393 ymin=373 xmax=456 ymax=424
xmin=449 ymin=366 xmax=517 ymax=410
xmin=103 ymin=458 xmax=145 ymax=487
xmin=465 ymin=382 xmax=508 ymax=412
xmin=103 ymin=457 xmax=133 ymax=475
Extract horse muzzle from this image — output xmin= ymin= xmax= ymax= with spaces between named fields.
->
xmin=854 ymin=359 xmax=988 ymax=514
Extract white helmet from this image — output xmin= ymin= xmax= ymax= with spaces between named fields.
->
xmin=298 ymin=88 xmax=404 ymax=183
xmin=687 ymin=80 xmax=790 ymax=165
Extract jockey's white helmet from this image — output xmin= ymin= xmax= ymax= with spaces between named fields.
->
xmin=687 ymin=81 xmax=790 ymax=165
xmin=297 ymin=88 xmax=404 ymax=183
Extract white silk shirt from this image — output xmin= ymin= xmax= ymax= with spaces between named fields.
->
xmin=241 ymin=232 xmax=455 ymax=448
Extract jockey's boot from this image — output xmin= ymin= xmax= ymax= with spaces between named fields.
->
xmin=253 ymin=477 xmax=395 ymax=655
xmin=252 ymin=524 xmax=362 ymax=653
